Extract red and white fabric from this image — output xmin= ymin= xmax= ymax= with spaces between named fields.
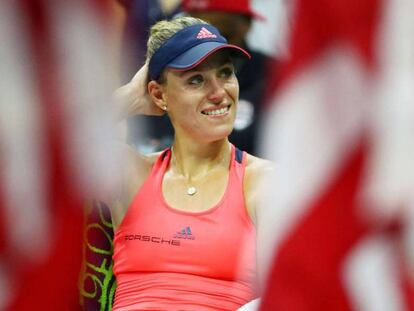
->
xmin=0 ymin=0 xmax=120 ymax=309
xmin=259 ymin=0 xmax=414 ymax=310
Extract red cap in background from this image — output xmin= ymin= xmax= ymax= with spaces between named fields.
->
xmin=182 ymin=0 xmax=265 ymax=20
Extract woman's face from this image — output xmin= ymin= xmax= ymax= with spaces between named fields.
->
xmin=161 ymin=51 xmax=239 ymax=143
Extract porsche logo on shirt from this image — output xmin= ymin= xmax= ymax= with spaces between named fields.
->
xmin=124 ymin=234 xmax=180 ymax=246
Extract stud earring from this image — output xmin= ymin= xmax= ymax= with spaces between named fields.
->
xmin=162 ymin=105 xmax=167 ymax=111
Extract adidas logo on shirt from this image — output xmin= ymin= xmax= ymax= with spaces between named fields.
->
xmin=174 ymin=226 xmax=196 ymax=240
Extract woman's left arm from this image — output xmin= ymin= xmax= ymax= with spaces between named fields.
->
xmin=244 ymin=156 xmax=277 ymax=295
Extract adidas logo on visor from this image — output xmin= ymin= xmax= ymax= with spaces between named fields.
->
xmin=196 ymin=27 xmax=217 ymax=39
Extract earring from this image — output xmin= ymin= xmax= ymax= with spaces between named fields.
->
xmin=162 ymin=105 xmax=167 ymax=111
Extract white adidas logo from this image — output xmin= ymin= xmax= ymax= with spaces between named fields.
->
xmin=196 ymin=27 xmax=217 ymax=39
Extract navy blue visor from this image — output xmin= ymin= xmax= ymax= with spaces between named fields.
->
xmin=148 ymin=24 xmax=250 ymax=81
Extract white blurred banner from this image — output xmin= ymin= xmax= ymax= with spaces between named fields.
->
xmin=259 ymin=0 xmax=414 ymax=309
xmin=0 ymin=0 xmax=120 ymax=309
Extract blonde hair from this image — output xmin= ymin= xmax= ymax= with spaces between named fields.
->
xmin=146 ymin=16 xmax=207 ymax=64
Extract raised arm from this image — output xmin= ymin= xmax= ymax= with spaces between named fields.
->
xmin=112 ymin=64 xmax=165 ymax=121
xmin=107 ymin=64 xmax=165 ymax=227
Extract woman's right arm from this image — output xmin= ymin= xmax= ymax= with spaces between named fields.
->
xmin=112 ymin=64 xmax=164 ymax=120
xmin=108 ymin=64 xmax=164 ymax=227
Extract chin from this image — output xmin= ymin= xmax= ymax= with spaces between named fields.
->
xmin=203 ymin=127 xmax=233 ymax=143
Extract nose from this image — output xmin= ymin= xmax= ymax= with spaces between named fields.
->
xmin=206 ymin=77 xmax=226 ymax=104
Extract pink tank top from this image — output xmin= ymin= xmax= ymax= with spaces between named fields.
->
xmin=112 ymin=145 xmax=256 ymax=310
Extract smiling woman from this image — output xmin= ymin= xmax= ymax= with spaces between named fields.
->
xmin=151 ymin=51 xmax=239 ymax=143
xmin=110 ymin=16 xmax=274 ymax=311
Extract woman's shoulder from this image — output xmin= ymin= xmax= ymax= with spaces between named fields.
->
xmin=108 ymin=143 xmax=165 ymax=200
xmin=110 ymin=145 xmax=166 ymax=228
xmin=127 ymin=148 xmax=170 ymax=191
xmin=243 ymin=153 xmax=276 ymax=225
xmin=244 ymin=153 xmax=275 ymax=193
xmin=143 ymin=150 xmax=165 ymax=167
xmin=120 ymin=143 xmax=163 ymax=169
xmin=245 ymin=153 xmax=275 ymax=176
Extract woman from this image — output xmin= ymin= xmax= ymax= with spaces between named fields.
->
xmin=111 ymin=16 xmax=273 ymax=310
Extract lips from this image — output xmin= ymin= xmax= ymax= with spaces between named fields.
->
xmin=201 ymin=104 xmax=231 ymax=116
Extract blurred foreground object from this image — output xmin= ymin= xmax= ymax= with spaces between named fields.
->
xmin=0 ymin=0 xmax=120 ymax=309
xmin=259 ymin=0 xmax=414 ymax=310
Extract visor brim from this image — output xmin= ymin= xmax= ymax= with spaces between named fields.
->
xmin=166 ymin=42 xmax=251 ymax=72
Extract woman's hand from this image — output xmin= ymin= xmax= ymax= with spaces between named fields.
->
xmin=113 ymin=64 xmax=165 ymax=120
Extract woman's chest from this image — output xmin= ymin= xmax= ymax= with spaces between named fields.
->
xmin=113 ymin=202 xmax=256 ymax=282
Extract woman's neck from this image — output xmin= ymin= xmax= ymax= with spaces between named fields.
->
xmin=170 ymin=139 xmax=231 ymax=181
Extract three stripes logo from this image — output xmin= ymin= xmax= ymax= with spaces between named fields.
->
xmin=196 ymin=27 xmax=217 ymax=39
xmin=174 ymin=226 xmax=196 ymax=240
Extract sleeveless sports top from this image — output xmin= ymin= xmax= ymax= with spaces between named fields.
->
xmin=112 ymin=145 xmax=256 ymax=311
